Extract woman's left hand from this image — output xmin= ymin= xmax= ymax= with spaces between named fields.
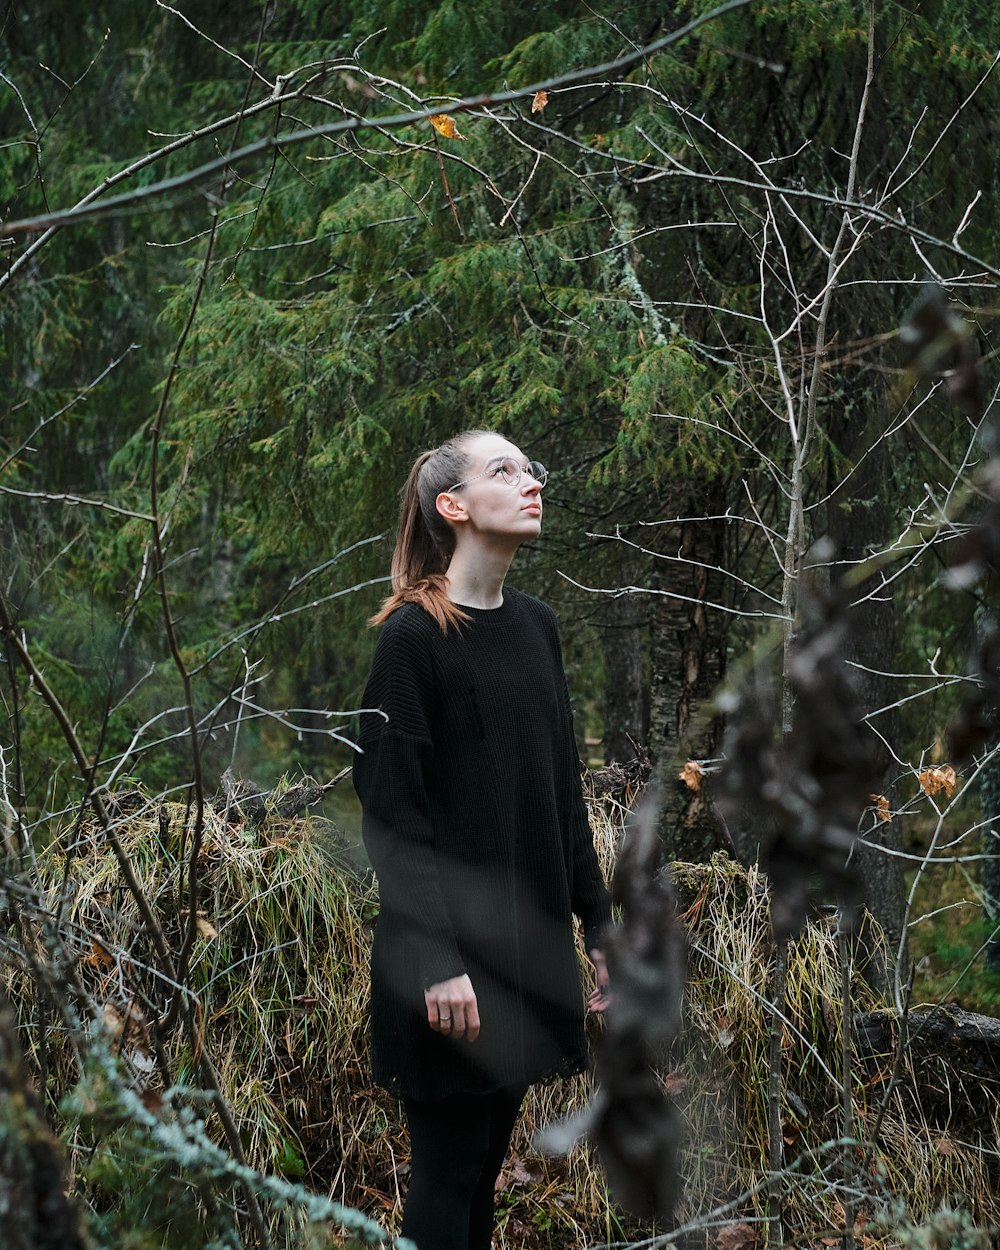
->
xmin=587 ymin=948 xmax=610 ymax=1013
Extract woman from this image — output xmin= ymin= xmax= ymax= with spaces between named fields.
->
xmin=352 ymin=429 xmax=611 ymax=1250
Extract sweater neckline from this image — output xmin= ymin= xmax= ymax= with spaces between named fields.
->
xmin=454 ymin=588 xmax=520 ymax=620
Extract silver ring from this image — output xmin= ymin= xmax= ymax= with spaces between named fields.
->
xmin=440 ymin=1014 xmax=451 ymax=1021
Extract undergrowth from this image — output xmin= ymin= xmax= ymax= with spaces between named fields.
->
xmin=1 ymin=784 xmax=998 ymax=1249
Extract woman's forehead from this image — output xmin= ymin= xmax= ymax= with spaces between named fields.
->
xmin=467 ymin=433 xmax=524 ymax=464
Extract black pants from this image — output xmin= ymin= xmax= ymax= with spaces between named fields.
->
xmin=400 ymin=1085 xmax=527 ymax=1250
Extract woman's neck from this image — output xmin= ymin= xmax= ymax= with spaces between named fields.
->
xmin=444 ymin=543 xmax=514 ymax=609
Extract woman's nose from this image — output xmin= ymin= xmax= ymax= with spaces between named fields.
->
xmin=522 ymin=474 xmax=543 ymax=494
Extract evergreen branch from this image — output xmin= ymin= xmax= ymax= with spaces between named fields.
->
xmin=0 ymin=80 xmax=330 ymax=290
xmin=155 ymin=1 xmax=273 ymax=88
xmin=0 ymin=0 xmax=752 ymax=239
xmin=0 ymin=344 xmax=141 ymax=477
xmin=515 ymin=105 xmax=1000 ymax=281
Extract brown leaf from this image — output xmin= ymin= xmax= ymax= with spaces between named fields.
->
xmin=679 ymin=759 xmax=704 ymax=792
xmin=869 ymin=793 xmax=891 ymax=823
xmin=429 ymin=113 xmax=465 ymax=140
xmin=716 ymin=1221 xmax=757 ymax=1250
xmin=918 ymin=765 xmax=957 ymax=799
xmin=663 ymin=1070 xmax=688 ymax=1095
xmin=84 ymin=940 xmax=114 ymax=968
xmin=531 ymin=89 xmax=549 ymax=113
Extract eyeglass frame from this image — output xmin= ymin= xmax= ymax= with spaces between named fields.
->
xmin=447 ymin=456 xmax=548 ymax=493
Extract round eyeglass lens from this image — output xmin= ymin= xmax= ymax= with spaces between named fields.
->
xmin=499 ymin=459 xmax=547 ymax=487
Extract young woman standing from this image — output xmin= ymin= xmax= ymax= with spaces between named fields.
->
xmin=352 ymin=429 xmax=611 ymax=1250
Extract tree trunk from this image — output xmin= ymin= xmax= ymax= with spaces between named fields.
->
xmin=978 ymin=610 xmax=1000 ymax=974
xmin=856 ymin=1005 xmax=1000 ymax=1132
xmin=826 ymin=410 xmax=907 ymax=986
xmin=601 ymin=593 xmax=647 ymax=766
xmin=647 ymin=502 xmax=728 ymax=862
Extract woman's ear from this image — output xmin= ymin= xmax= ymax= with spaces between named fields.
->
xmin=435 ymin=490 xmax=467 ymax=524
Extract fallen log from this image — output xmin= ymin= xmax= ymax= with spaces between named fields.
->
xmin=856 ymin=1005 xmax=1000 ymax=1129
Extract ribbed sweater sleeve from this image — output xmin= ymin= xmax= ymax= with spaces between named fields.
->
xmin=352 ymin=610 xmax=467 ymax=989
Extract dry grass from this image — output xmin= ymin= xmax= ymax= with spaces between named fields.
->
xmin=5 ymin=788 xmax=1000 ymax=1248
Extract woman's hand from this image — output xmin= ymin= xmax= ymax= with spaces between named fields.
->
xmin=424 ymin=973 xmax=481 ymax=1042
xmin=587 ymin=948 xmax=610 ymax=1013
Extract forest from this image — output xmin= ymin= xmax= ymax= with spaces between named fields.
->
xmin=2 ymin=0 xmax=1000 ymax=1246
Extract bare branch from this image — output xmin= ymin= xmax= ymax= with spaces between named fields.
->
xmin=0 ymin=1 xmax=754 ymax=241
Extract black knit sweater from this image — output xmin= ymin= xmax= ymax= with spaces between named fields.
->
xmin=352 ymin=587 xmax=611 ymax=1099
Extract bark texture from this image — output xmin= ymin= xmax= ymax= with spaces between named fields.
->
xmin=977 ymin=607 xmax=1000 ymax=974
xmin=856 ymin=1005 xmax=1000 ymax=1131
xmin=647 ymin=504 xmax=728 ymax=862
xmin=601 ymin=593 xmax=647 ymax=766
xmin=826 ymin=402 xmax=906 ymax=983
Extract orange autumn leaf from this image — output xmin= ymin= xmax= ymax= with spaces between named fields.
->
xmin=679 ymin=759 xmax=704 ymax=792
xmin=870 ymin=793 xmax=891 ymax=823
xmin=918 ymin=765 xmax=957 ymax=799
xmin=429 ymin=113 xmax=465 ymax=140
xmin=531 ymin=89 xmax=549 ymax=113
xmin=84 ymin=940 xmax=114 ymax=968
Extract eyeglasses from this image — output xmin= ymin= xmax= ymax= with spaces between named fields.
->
xmin=448 ymin=457 xmax=548 ymax=492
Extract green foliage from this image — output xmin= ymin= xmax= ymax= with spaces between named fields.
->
xmin=609 ymin=340 xmax=726 ymax=483
xmin=910 ymin=883 xmax=1000 ymax=1010
xmin=5 ymin=0 xmax=1000 ymax=873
